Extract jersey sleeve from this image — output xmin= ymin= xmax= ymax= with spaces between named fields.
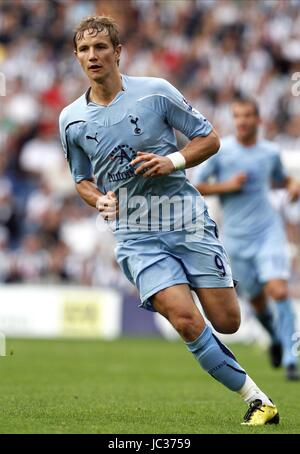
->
xmin=154 ymin=79 xmax=213 ymax=139
xmin=272 ymin=149 xmax=287 ymax=184
xmin=59 ymin=114 xmax=93 ymax=183
xmin=191 ymin=154 xmax=219 ymax=184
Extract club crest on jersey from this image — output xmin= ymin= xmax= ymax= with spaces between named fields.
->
xmin=128 ymin=115 xmax=143 ymax=135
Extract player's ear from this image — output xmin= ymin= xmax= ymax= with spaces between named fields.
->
xmin=115 ymin=44 xmax=122 ymax=64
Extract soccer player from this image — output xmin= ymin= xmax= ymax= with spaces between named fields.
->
xmin=59 ymin=16 xmax=279 ymax=425
xmin=194 ymin=97 xmax=300 ymax=381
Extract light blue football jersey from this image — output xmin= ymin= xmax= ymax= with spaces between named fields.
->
xmin=59 ymin=75 xmax=212 ymax=240
xmin=193 ymin=135 xmax=287 ymax=247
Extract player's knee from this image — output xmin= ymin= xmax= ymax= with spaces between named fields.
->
xmin=267 ymin=283 xmax=288 ymax=301
xmin=170 ymin=312 xmax=202 ymax=340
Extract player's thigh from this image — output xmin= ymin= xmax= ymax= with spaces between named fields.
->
xmin=194 ymin=287 xmax=240 ymax=334
xmin=152 ymin=284 xmax=206 ymax=341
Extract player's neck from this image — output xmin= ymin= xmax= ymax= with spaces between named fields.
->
xmin=236 ymin=135 xmax=257 ymax=147
xmin=89 ymin=72 xmax=123 ymax=106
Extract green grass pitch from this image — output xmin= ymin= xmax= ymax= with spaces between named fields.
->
xmin=0 ymin=338 xmax=299 ymax=434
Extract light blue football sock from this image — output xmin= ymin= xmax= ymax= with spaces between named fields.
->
xmin=276 ymin=299 xmax=297 ymax=367
xmin=256 ymin=304 xmax=281 ymax=344
xmin=186 ymin=325 xmax=246 ymax=391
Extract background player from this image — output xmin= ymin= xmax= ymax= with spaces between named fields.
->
xmin=59 ymin=16 xmax=279 ymax=425
xmin=194 ymin=97 xmax=300 ymax=380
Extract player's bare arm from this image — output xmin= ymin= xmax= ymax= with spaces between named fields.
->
xmin=196 ymin=172 xmax=247 ymax=196
xmin=76 ymin=180 xmax=118 ymax=220
xmin=131 ymin=128 xmax=220 ymax=178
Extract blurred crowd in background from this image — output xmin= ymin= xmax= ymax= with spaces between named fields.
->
xmin=0 ymin=0 xmax=300 ymax=296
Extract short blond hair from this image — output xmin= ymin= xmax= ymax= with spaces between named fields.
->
xmin=73 ymin=15 xmax=120 ymax=51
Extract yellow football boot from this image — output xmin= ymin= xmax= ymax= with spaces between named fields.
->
xmin=241 ymin=399 xmax=280 ymax=426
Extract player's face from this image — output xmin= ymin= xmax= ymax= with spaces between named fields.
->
xmin=232 ymin=103 xmax=260 ymax=142
xmin=75 ymin=31 xmax=121 ymax=83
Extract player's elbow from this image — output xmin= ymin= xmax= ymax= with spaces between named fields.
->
xmin=209 ymin=130 xmax=220 ymax=156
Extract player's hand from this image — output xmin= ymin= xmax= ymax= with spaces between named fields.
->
xmin=96 ymin=191 xmax=118 ymax=220
xmin=131 ymin=151 xmax=175 ymax=177
xmin=225 ymin=172 xmax=248 ymax=192
xmin=287 ymin=180 xmax=300 ymax=202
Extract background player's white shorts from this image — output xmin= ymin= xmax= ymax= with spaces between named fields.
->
xmin=226 ymin=224 xmax=290 ymax=299
xmin=115 ymin=211 xmax=235 ymax=311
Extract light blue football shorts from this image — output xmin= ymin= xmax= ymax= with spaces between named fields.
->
xmin=114 ymin=210 xmax=235 ymax=311
xmin=225 ymin=224 xmax=290 ymax=300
